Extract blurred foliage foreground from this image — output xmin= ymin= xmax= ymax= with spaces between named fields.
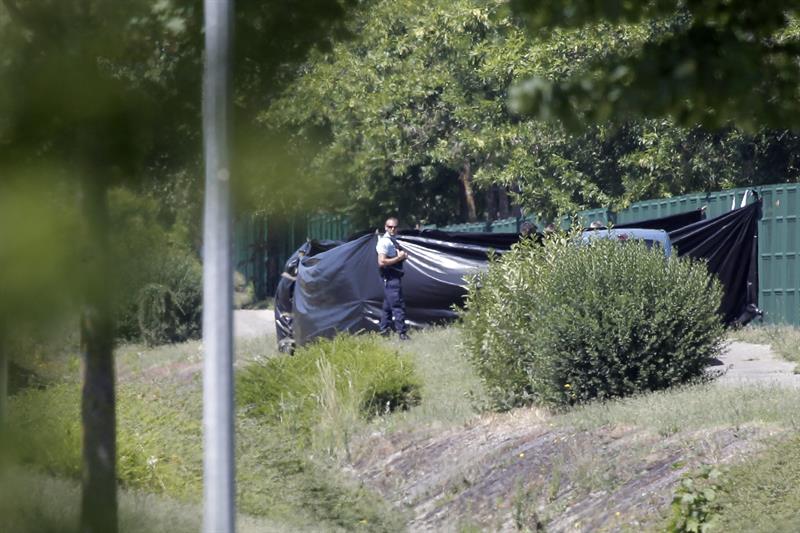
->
xmin=2 ymin=334 xmax=417 ymax=531
xmin=0 ymin=183 xmax=202 ymax=350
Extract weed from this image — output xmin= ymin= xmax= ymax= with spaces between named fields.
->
xmin=511 ymin=481 xmax=545 ymax=532
xmin=666 ymin=465 xmax=726 ymax=532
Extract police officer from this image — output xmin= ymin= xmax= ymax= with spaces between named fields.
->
xmin=376 ymin=216 xmax=409 ymax=340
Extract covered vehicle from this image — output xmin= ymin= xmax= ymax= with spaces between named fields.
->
xmin=276 ymin=200 xmax=761 ymax=348
xmin=275 ymin=229 xmax=517 ymax=350
xmin=581 ymin=228 xmax=673 ymax=257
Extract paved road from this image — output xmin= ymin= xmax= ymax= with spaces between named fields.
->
xmin=234 ymin=309 xmax=275 ymax=339
xmin=714 ymin=341 xmax=800 ymax=388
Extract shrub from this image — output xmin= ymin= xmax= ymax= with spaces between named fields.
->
xmin=6 ymin=383 xmax=202 ymax=498
xmin=233 ymin=271 xmax=255 ymax=309
xmin=461 ymin=231 xmax=726 ymax=409
xmin=238 ymin=335 xmax=421 ymax=436
xmin=667 ymin=465 xmax=726 ymax=532
xmin=110 ymin=188 xmax=203 ymax=345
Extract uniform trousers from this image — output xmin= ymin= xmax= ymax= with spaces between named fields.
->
xmin=379 ymin=276 xmax=407 ymax=333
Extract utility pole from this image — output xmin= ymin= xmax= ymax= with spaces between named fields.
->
xmin=0 ymin=344 xmax=6 ymax=427
xmin=202 ymin=0 xmax=235 ymax=532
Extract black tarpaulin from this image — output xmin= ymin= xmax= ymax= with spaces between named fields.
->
xmin=290 ymin=231 xmax=515 ymax=346
xmin=616 ymin=208 xmax=705 ymax=233
xmin=277 ymin=202 xmax=761 ymax=348
xmin=668 ymin=201 xmax=762 ymax=325
xmin=274 ymin=239 xmax=342 ymax=351
xmin=615 ymin=202 xmax=761 ymax=324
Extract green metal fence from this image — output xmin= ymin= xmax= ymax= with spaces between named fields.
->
xmin=756 ymin=185 xmax=799 ymax=325
xmin=235 ymin=184 xmax=800 ymax=322
xmin=433 ymin=183 xmax=800 ymax=325
xmin=307 ymin=213 xmax=353 ymax=241
xmin=233 ymin=213 xmax=268 ymax=298
xmin=234 ymin=213 xmax=352 ymax=299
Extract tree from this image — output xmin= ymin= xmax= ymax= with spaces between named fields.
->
xmin=267 ymin=0 xmax=615 ymax=226
xmin=0 ymin=2 xmax=169 ymax=530
xmin=267 ymin=0 xmax=799 ymax=226
xmin=0 ymin=1 xmax=353 ymax=531
xmin=509 ymin=1 xmax=800 ymax=130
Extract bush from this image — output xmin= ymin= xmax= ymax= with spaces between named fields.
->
xmin=461 ymin=232 xmax=726 ymax=410
xmin=238 ymin=335 xmax=421 ymax=436
xmin=110 ymin=188 xmax=203 ymax=345
xmin=233 ymin=271 xmax=255 ymax=309
xmin=6 ymin=383 xmax=202 ymax=498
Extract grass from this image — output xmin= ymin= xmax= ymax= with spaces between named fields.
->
xmin=715 ymin=435 xmax=800 ymax=532
xmin=0 ymin=467 xmax=306 ymax=533
xmin=6 ymin=329 xmax=405 ymax=532
xmin=8 ymin=323 xmax=800 ymax=531
xmin=557 ymin=382 xmax=800 ymax=436
xmin=370 ymin=326 xmax=487 ymax=432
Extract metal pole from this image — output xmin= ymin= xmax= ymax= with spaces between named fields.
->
xmin=0 ymin=348 xmax=6 ymax=427
xmin=202 ymin=0 xmax=235 ymax=532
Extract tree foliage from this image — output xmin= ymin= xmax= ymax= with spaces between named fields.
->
xmin=510 ymin=0 xmax=800 ymax=130
xmin=0 ymin=1 xmax=354 ymax=531
xmin=267 ymin=0 xmax=800 ymax=226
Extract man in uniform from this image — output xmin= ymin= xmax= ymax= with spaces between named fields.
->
xmin=376 ymin=216 xmax=409 ymax=340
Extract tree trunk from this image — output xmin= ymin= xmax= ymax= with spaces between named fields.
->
xmin=80 ymin=180 xmax=118 ymax=533
xmin=458 ymin=162 xmax=477 ymax=222
xmin=510 ymin=182 xmax=523 ymax=219
xmin=497 ymin=186 xmax=511 ymax=219
xmin=485 ymin=186 xmax=497 ymax=222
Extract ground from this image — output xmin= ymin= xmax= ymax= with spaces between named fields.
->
xmin=11 ymin=313 xmax=796 ymax=532
xmin=233 ymin=310 xmax=800 ymax=531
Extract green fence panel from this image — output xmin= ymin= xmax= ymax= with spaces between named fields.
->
xmin=307 ymin=213 xmax=353 ymax=241
xmin=235 ymin=184 xmax=800 ymax=319
xmin=490 ymin=217 xmax=519 ymax=233
xmin=429 ymin=183 xmax=800 ymax=325
xmin=601 ymin=184 xmax=799 ymax=325
xmin=233 ymin=213 xmax=268 ymax=298
xmin=759 ymin=185 xmax=800 ymax=325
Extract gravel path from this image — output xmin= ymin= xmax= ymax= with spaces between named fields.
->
xmin=233 ymin=310 xmax=800 ymax=388
xmin=234 ymin=309 xmax=275 ymax=339
xmin=715 ymin=341 xmax=800 ymax=388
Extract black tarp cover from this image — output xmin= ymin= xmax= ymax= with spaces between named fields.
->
xmin=616 ymin=208 xmax=705 ymax=233
xmin=277 ymin=202 xmax=761 ymax=347
xmin=668 ymin=201 xmax=761 ymax=324
xmin=289 ymin=231 xmax=516 ymax=346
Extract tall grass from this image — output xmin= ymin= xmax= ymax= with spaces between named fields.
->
xmin=7 ymin=333 xmax=406 ymax=531
xmin=0 ymin=468 xmax=312 ymax=533
xmin=374 ymin=326 xmax=487 ymax=432
xmin=313 ymin=357 xmax=361 ymax=460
